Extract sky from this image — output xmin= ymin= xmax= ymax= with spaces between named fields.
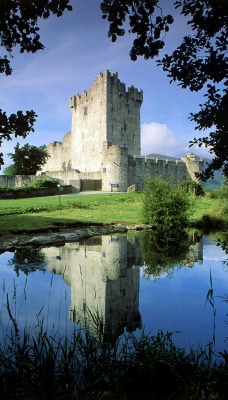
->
xmin=1 ymin=0 xmax=212 ymax=170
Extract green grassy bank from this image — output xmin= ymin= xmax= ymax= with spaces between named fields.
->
xmin=0 ymin=191 xmax=227 ymax=233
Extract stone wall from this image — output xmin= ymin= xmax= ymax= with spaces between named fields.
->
xmin=128 ymin=156 xmax=192 ymax=190
xmin=43 ymin=131 xmax=72 ymax=172
xmin=181 ymin=153 xmax=204 ymax=181
xmin=39 ymin=170 xmax=101 ymax=190
xmin=0 ymin=175 xmax=41 ymax=188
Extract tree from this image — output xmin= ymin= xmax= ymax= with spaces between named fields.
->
xmin=100 ymin=0 xmax=228 ymax=180
xmin=3 ymin=164 xmax=16 ymax=175
xmin=8 ymin=143 xmax=50 ymax=175
xmin=0 ymin=0 xmax=72 ymax=168
xmin=143 ymin=176 xmax=192 ymax=230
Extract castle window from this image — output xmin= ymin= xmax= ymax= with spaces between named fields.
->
xmin=124 ymin=123 xmax=127 ymax=131
xmin=103 ymin=168 xmax=106 ymax=173
xmin=83 ymin=106 xmax=87 ymax=116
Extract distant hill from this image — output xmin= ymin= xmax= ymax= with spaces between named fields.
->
xmin=146 ymin=153 xmax=181 ymax=161
xmin=146 ymin=153 xmax=224 ymax=190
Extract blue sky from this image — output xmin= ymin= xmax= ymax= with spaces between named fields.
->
xmin=1 ymin=0 xmax=212 ymax=169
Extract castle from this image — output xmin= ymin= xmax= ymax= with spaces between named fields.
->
xmin=40 ymin=70 xmax=204 ymax=191
xmin=42 ymin=233 xmax=203 ymax=336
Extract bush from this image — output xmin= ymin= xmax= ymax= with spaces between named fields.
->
xmin=219 ymin=180 xmax=228 ymax=199
xmin=0 ymin=179 xmax=60 ymax=194
xmin=29 ymin=178 xmax=60 ymax=189
xmin=205 ymin=189 xmax=220 ymax=199
xmin=179 ymin=179 xmax=204 ymax=196
xmin=143 ymin=176 xmax=193 ymax=230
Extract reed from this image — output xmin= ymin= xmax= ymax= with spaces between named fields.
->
xmin=0 ymin=298 xmax=227 ymax=400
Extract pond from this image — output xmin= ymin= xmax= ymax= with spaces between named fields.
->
xmin=0 ymin=230 xmax=227 ymax=357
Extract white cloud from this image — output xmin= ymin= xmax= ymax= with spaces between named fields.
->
xmin=141 ymin=122 xmax=186 ymax=157
xmin=141 ymin=122 xmax=213 ymax=160
xmin=188 ymin=143 xmax=213 ymax=159
xmin=204 ymin=245 xmax=227 ymax=262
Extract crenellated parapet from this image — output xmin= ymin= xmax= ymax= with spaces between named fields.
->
xmin=105 ymin=70 xmax=143 ymax=104
xmin=70 ymin=90 xmax=88 ymax=109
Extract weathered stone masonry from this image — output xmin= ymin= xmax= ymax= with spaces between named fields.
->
xmin=39 ymin=70 xmax=204 ymax=191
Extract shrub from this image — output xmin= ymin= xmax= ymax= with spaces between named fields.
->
xmin=67 ymin=201 xmax=90 ymax=209
xmin=219 ymin=180 xmax=228 ymax=199
xmin=143 ymin=176 xmax=192 ymax=230
xmin=0 ymin=179 xmax=60 ymax=194
xmin=179 ymin=179 xmax=204 ymax=196
xmin=29 ymin=178 xmax=60 ymax=189
xmin=205 ymin=189 xmax=220 ymax=199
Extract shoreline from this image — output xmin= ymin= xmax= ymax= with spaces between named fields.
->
xmin=1 ymin=219 xmax=227 ymax=254
xmin=0 ymin=223 xmax=151 ymax=253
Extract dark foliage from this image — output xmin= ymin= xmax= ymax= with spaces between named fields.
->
xmin=101 ymin=0 xmax=174 ymax=60
xmin=0 ymin=0 xmax=72 ymax=75
xmin=8 ymin=142 xmax=50 ymax=175
xmin=101 ymin=0 xmax=228 ymax=180
xmin=0 ymin=109 xmax=37 ymax=166
xmin=179 ymin=179 xmax=204 ymax=196
xmin=8 ymin=248 xmax=46 ymax=276
xmin=141 ymin=229 xmax=191 ymax=278
xmin=0 ymin=0 xmax=72 ymax=168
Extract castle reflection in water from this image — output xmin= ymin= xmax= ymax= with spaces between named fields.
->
xmin=41 ymin=233 xmax=203 ymax=336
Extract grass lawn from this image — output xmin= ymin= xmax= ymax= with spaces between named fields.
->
xmin=0 ymin=191 xmax=226 ymax=233
xmin=0 ymin=192 xmax=143 ymax=232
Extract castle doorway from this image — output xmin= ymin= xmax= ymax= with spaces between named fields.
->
xmin=80 ymin=179 xmax=102 ymax=191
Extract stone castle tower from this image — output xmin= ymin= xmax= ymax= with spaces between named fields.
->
xmin=69 ymin=70 xmax=142 ymax=172
xmin=40 ymin=70 xmax=204 ymax=191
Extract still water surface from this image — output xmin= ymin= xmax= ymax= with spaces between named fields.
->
xmin=0 ymin=231 xmax=227 ymax=355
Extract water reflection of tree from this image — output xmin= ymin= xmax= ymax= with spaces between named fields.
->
xmin=8 ymin=248 xmax=46 ymax=276
xmin=141 ymin=230 xmax=191 ymax=279
xmin=217 ymin=234 xmax=228 ymax=266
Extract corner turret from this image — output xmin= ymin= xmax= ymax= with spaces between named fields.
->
xmin=182 ymin=153 xmax=204 ymax=183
